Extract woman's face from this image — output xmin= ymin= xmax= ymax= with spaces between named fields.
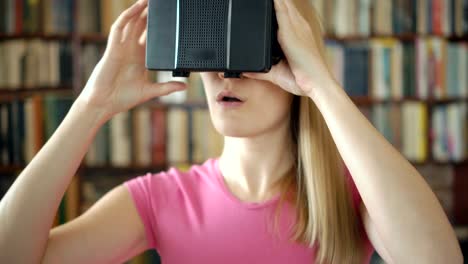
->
xmin=200 ymin=72 xmax=294 ymax=138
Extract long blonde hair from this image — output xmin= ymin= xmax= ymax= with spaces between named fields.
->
xmin=274 ymin=2 xmax=364 ymax=263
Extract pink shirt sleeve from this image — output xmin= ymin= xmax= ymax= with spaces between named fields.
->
xmin=124 ymin=172 xmax=160 ymax=249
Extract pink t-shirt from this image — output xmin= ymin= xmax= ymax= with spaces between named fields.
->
xmin=124 ymin=158 xmax=374 ymax=263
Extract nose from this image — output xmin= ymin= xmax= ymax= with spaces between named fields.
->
xmin=217 ymin=72 xmax=245 ymax=79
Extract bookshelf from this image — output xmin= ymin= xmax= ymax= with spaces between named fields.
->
xmin=326 ymin=33 xmax=468 ymax=42
xmin=0 ymin=0 xmax=467 ymax=262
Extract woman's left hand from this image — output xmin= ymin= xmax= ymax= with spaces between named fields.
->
xmin=243 ymin=0 xmax=336 ymax=99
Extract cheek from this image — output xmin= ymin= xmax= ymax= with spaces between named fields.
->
xmin=253 ymin=86 xmax=293 ymax=126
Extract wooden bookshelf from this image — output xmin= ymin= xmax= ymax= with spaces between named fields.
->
xmin=68 ymin=33 xmax=468 ymax=44
xmin=455 ymin=225 xmax=468 ymax=241
xmin=325 ymin=34 xmax=468 ymax=42
xmin=0 ymin=33 xmax=74 ymax=41
xmin=78 ymin=164 xmax=167 ymax=176
xmin=0 ymin=86 xmax=74 ymax=102
xmin=149 ymin=97 xmax=468 ymax=108
xmin=148 ymin=100 xmax=208 ymax=109
xmin=351 ymin=96 xmax=468 ymax=106
xmin=0 ymin=165 xmax=24 ymax=174
xmin=2 ymin=158 xmax=466 ymax=175
xmin=80 ymin=34 xmax=108 ymax=43
xmin=0 ymin=4 xmax=467 ymax=262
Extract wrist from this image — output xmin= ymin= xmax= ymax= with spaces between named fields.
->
xmin=302 ymin=75 xmax=338 ymax=99
xmin=72 ymin=97 xmax=109 ymax=128
xmin=305 ymin=78 xmax=348 ymax=108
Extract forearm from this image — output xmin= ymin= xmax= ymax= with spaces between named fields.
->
xmin=309 ymin=83 xmax=462 ymax=262
xmin=0 ymin=99 xmax=106 ymax=263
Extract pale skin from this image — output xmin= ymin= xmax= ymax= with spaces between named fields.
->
xmin=0 ymin=0 xmax=463 ymax=263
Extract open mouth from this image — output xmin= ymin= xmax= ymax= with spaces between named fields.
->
xmin=221 ymin=96 xmax=242 ymax=102
xmin=216 ymin=91 xmax=245 ymax=103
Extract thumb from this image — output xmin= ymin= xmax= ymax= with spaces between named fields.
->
xmin=142 ymin=81 xmax=187 ymax=100
xmin=242 ymin=71 xmax=274 ymax=83
xmin=244 ymin=61 xmax=300 ymax=92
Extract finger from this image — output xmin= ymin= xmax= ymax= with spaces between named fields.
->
xmin=132 ymin=7 xmax=148 ymax=40
xmin=142 ymin=81 xmax=187 ymax=100
xmin=138 ymin=29 xmax=147 ymax=46
xmin=283 ymin=0 xmax=311 ymax=29
xmin=122 ymin=16 xmax=139 ymax=43
xmin=272 ymin=0 xmax=295 ymax=46
xmin=242 ymin=71 xmax=273 ymax=83
xmin=273 ymin=0 xmax=289 ymax=29
xmin=243 ymin=61 xmax=299 ymax=91
xmin=243 ymin=60 xmax=292 ymax=83
xmin=272 ymin=61 xmax=301 ymax=92
xmin=122 ymin=4 xmax=147 ymax=42
xmin=109 ymin=0 xmax=147 ymax=45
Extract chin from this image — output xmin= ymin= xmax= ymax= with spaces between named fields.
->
xmin=214 ymin=122 xmax=252 ymax=138
xmin=213 ymin=117 xmax=273 ymax=138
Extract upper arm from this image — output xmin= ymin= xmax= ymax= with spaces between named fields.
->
xmin=42 ymin=185 xmax=149 ymax=264
xmin=361 ymin=203 xmax=393 ymax=263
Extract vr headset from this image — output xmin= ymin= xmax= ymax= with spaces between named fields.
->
xmin=145 ymin=0 xmax=284 ymax=78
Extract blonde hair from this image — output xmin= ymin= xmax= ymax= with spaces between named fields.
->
xmin=274 ymin=2 xmax=364 ymax=264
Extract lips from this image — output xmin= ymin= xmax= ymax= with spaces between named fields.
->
xmin=216 ymin=90 xmax=245 ymax=103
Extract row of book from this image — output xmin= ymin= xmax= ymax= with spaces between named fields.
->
xmin=86 ymin=104 xmax=223 ymax=168
xmin=325 ymin=38 xmax=468 ymax=99
xmin=79 ymin=0 xmax=134 ymax=35
xmin=362 ymin=102 xmax=467 ymax=162
xmin=82 ymin=39 xmax=467 ymax=103
xmin=0 ymin=0 xmax=74 ymax=34
xmin=1 ymin=95 xmax=465 ymax=167
xmin=0 ymin=40 xmax=73 ymax=89
xmin=362 ymin=103 xmax=428 ymax=162
xmin=0 ymin=0 xmax=133 ymax=35
xmin=0 ymin=94 xmax=223 ymax=167
xmin=0 ymin=95 xmax=74 ymax=166
xmin=432 ymin=103 xmax=467 ymax=161
xmin=312 ymin=0 xmax=468 ymax=37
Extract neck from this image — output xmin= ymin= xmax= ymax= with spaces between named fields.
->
xmin=218 ymin=123 xmax=295 ymax=203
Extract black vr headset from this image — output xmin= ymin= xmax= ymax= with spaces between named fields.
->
xmin=145 ymin=0 xmax=284 ymax=78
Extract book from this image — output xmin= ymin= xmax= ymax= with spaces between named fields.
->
xmin=133 ymin=106 xmax=152 ymax=166
xmin=309 ymin=0 xmax=468 ymax=36
xmin=24 ymin=95 xmax=43 ymax=163
xmin=0 ymin=40 xmax=69 ymax=89
xmin=402 ymin=102 xmax=428 ymax=162
xmin=151 ymin=107 xmax=167 ymax=166
xmin=344 ymin=42 xmax=370 ymax=97
xmin=432 ymin=103 xmax=467 ymax=162
xmin=42 ymin=0 xmax=73 ymax=34
xmin=110 ymin=111 xmax=132 ymax=167
xmin=166 ymin=108 xmax=189 ymax=165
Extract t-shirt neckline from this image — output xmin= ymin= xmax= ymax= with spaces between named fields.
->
xmin=211 ymin=158 xmax=281 ymax=209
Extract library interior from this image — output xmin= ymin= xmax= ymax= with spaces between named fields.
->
xmin=0 ymin=0 xmax=467 ymax=263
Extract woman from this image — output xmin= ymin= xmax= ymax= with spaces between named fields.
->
xmin=0 ymin=0 xmax=463 ymax=263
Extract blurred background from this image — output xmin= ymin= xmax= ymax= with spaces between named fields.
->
xmin=0 ymin=0 xmax=466 ymax=263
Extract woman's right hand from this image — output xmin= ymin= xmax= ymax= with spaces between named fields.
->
xmin=76 ymin=0 xmax=186 ymax=123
